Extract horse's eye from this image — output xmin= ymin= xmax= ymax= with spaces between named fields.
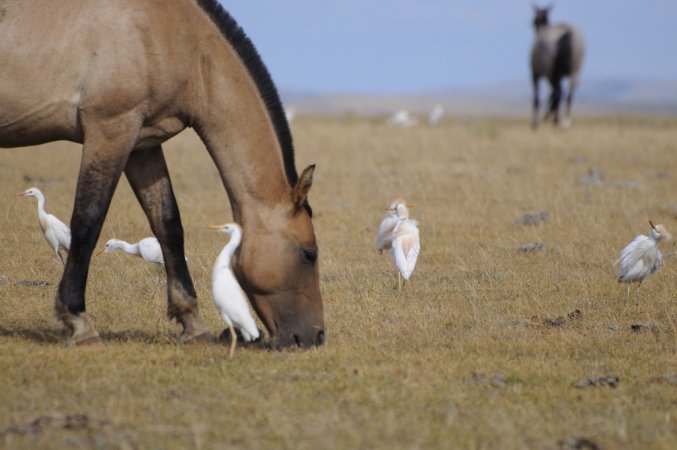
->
xmin=301 ymin=248 xmax=317 ymax=265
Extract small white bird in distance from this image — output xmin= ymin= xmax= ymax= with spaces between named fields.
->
xmin=375 ymin=198 xmax=412 ymax=254
xmin=97 ymin=237 xmax=165 ymax=266
xmin=16 ymin=187 xmax=71 ymax=267
xmin=616 ymin=220 xmax=671 ymax=304
xmin=387 ymin=110 xmax=418 ymax=127
xmin=208 ymin=223 xmax=260 ymax=358
xmin=391 ymin=204 xmax=420 ymax=290
xmin=428 ymin=104 xmax=445 ymax=126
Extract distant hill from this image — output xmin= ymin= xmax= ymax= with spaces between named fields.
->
xmin=281 ymin=79 xmax=677 ymax=117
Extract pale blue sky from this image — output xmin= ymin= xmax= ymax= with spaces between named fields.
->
xmin=220 ymin=1 xmax=677 ymax=94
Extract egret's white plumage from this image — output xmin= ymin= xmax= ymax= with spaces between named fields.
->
xmin=390 ymin=204 xmax=420 ymax=290
xmin=208 ymin=223 xmax=260 ymax=358
xmin=617 ymin=221 xmax=671 ymax=285
xmin=376 ymin=198 xmax=412 ymax=254
xmin=387 ymin=110 xmax=417 ymax=127
xmin=285 ymin=106 xmax=296 ymax=123
xmin=428 ymin=104 xmax=445 ymax=126
xmin=17 ymin=187 xmax=71 ymax=265
xmin=99 ymin=237 xmax=164 ymax=265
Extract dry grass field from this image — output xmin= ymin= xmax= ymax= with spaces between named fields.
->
xmin=1 ymin=116 xmax=676 ymax=449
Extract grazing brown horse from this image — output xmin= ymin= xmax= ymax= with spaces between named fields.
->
xmin=530 ymin=5 xmax=585 ymax=129
xmin=0 ymin=0 xmax=325 ymax=348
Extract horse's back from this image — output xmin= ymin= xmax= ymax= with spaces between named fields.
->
xmin=0 ymin=0 xmax=204 ymax=147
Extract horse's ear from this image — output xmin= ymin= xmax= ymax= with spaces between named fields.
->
xmin=292 ymin=164 xmax=315 ymax=211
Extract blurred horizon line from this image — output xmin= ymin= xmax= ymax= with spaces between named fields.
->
xmin=279 ymin=77 xmax=677 ymax=117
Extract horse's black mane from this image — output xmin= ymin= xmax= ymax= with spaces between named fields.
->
xmin=196 ymin=0 xmax=311 ymax=216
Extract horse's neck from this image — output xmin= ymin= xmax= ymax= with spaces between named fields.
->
xmin=196 ymin=116 xmax=290 ymax=223
xmin=191 ymin=33 xmax=293 ymax=224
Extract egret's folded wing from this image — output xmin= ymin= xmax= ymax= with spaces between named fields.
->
xmin=47 ymin=214 xmax=72 ymax=250
xmin=139 ymin=237 xmax=164 ymax=264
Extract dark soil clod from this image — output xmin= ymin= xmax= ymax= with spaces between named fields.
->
xmin=574 ymin=375 xmax=619 ymax=389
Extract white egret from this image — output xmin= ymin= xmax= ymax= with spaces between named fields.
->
xmin=375 ymin=198 xmax=411 ymax=254
xmin=98 ymin=237 xmax=164 ymax=266
xmin=390 ymin=204 xmax=420 ymax=290
xmin=208 ymin=223 xmax=260 ymax=358
xmin=285 ymin=106 xmax=296 ymax=123
xmin=616 ymin=220 xmax=671 ymax=304
xmin=387 ymin=110 xmax=417 ymax=127
xmin=16 ymin=187 xmax=71 ymax=266
xmin=428 ymin=104 xmax=445 ymax=126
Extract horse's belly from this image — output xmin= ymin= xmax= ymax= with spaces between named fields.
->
xmin=0 ymin=96 xmax=81 ymax=147
xmin=135 ymin=117 xmax=186 ymax=150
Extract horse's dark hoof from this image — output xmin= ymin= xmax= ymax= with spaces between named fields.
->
xmin=71 ymin=335 xmax=102 ymax=347
xmin=58 ymin=310 xmax=100 ymax=347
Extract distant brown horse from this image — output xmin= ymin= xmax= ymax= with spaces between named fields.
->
xmin=0 ymin=0 xmax=325 ymax=348
xmin=531 ymin=5 xmax=585 ymax=128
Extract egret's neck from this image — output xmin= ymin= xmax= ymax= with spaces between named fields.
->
xmin=113 ymin=240 xmax=140 ymax=256
xmin=214 ymin=230 xmax=242 ymax=272
xmin=34 ymin=192 xmax=46 ymax=216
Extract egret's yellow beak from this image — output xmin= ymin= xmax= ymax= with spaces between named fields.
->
xmin=15 ymin=191 xmax=28 ymax=197
xmin=407 ymin=204 xmax=414 ymax=208
xmin=649 ymin=220 xmax=656 ymax=230
xmin=95 ymin=248 xmax=104 ymax=256
xmin=207 ymin=224 xmax=225 ymax=230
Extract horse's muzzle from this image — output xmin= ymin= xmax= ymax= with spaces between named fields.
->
xmin=272 ymin=327 xmax=325 ymax=349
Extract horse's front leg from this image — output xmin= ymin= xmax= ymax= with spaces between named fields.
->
xmin=562 ymin=76 xmax=578 ymax=129
xmin=531 ymin=73 xmax=540 ymax=129
xmin=124 ymin=145 xmax=212 ymax=343
xmin=545 ymin=78 xmax=562 ymax=126
xmin=54 ymin=117 xmax=138 ymax=346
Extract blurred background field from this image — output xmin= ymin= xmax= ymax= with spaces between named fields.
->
xmin=1 ymin=116 xmax=676 ymax=449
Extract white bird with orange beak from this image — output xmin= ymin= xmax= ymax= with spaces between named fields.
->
xmin=16 ymin=187 xmax=71 ymax=266
xmin=97 ymin=237 xmax=164 ymax=267
xmin=376 ymin=198 xmax=412 ymax=254
xmin=616 ymin=220 xmax=671 ymax=304
xmin=390 ymin=204 xmax=420 ymax=290
xmin=208 ymin=223 xmax=260 ymax=358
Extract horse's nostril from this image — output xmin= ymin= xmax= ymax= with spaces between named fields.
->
xmin=315 ymin=330 xmax=325 ymax=346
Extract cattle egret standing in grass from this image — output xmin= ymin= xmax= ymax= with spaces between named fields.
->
xmin=616 ymin=220 xmax=671 ymax=305
xmin=16 ymin=187 xmax=71 ymax=267
xmin=375 ymin=198 xmax=412 ymax=254
xmin=98 ymin=237 xmax=164 ymax=266
xmin=208 ymin=223 xmax=260 ymax=358
xmin=390 ymin=204 xmax=420 ymax=290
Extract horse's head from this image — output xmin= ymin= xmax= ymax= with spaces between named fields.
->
xmin=532 ymin=5 xmax=552 ymax=29
xmin=235 ymin=165 xmax=325 ymax=349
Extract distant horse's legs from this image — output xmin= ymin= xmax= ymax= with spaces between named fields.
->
xmin=55 ymin=117 xmax=139 ymax=345
xmin=531 ymin=74 xmax=540 ymax=129
xmin=124 ymin=145 xmax=211 ymax=343
xmin=562 ymin=76 xmax=578 ymax=128
xmin=544 ymin=78 xmax=562 ymax=126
